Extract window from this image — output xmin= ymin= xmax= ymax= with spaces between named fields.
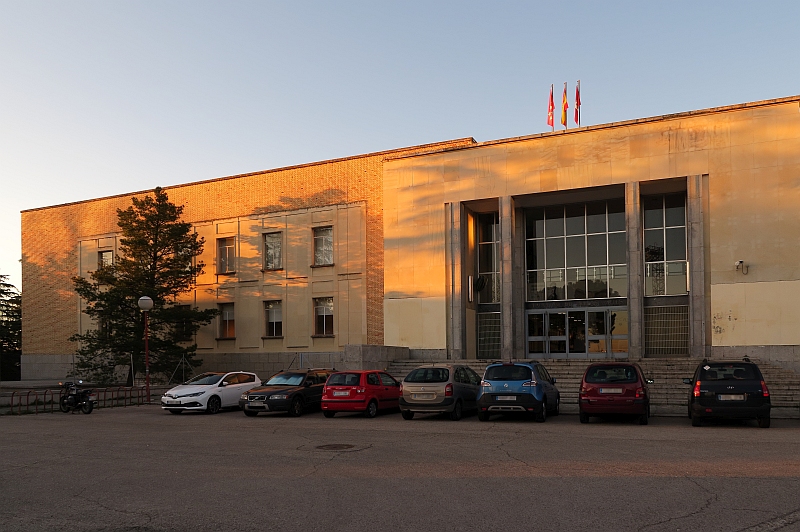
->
xmin=314 ymin=297 xmax=333 ymax=336
xmin=379 ymin=373 xmax=398 ymax=386
xmin=264 ymin=301 xmax=282 ymax=337
xmin=217 ymin=237 xmax=235 ymax=274
xmin=175 ymin=304 xmax=193 ymax=342
xmin=367 ymin=373 xmax=380 ymax=386
xmin=643 ymin=194 xmax=687 ymax=296
xmin=97 ymin=250 xmax=113 ymax=269
xmin=525 ymin=199 xmax=627 ymax=302
xmin=313 ymin=226 xmax=333 ymax=266
xmin=219 ymin=303 xmax=235 ymax=338
xmin=263 ymin=232 xmax=282 ymax=270
xmin=477 ymin=213 xmax=500 ymax=303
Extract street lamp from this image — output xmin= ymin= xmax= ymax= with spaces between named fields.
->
xmin=137 ymin=296 xmax=154 ymax=402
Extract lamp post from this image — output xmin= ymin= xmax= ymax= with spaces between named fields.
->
xmin=137 ymin=296 xmax=154 ymax=402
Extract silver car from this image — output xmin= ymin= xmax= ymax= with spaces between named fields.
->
xmin=399 ymin=364 xmax=481 ymax=421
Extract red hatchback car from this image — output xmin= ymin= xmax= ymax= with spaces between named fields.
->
xmin=322 ymin=370 xmax=401 ymax=418
xmin=579 ymin=362 xmax=653 ymax=425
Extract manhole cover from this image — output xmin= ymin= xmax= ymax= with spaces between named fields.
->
xmin=315 ymin=444 xmax=355 ymax=451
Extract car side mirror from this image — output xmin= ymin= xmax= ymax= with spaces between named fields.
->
xmin=682 ymin=378 xmax=693 ymax=385
xmin=551 ymin=378 xmax=557 ymax=384
xmin=305 ymin=381 xmax=312 ymax=387
xmin=220 ymin=382 xmax=228 ymax=387
xmin=647 ymin=379 xmax=654 ymax=384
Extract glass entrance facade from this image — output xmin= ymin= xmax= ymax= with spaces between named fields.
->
xmin=526 ymin=308 xmax=628 ymax=358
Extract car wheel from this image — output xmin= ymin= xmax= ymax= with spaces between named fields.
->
xmin=449 ymin=401 xmax=463 ymax=421
xmin=579 ymin=411 xmax=589 ymax=424
xmin=478 ymin=411 xmax=490 ymax=422
xmin=243 ymin=410 xmax=258 ymax=417
xmin=691 ymin=413 xmax=702 ymax=427
xmin=401 ymin=410 xmax=414 ymax=420
xmin=288 ymin=397 xmax=304 ymax=417
xmin=59 ymin=397 xmax=70 ymax=413
xmin=638 ymin=410 xmax=648 ymax=425
xmin=206 ymin=396 xmax=221 ymax=415
xmin=552 ymin=396 xmax=560 ymax=416
xmin=365 ymin=400 xmax=378 ymax=418
xmin=323 ymin=411 xmax=336 ymax=418
xmin=80 ymin=401 xmax=93 ymax=414
xmin=757 ymin=416 xmax=771 ymax=428
xmin=168 ymin=410 xmax=182 ymax=415
xmin=535 ymin=401 xmax=547 ymax=423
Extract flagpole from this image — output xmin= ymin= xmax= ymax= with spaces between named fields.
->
xmin=577 ymin=80 xmax=581 ymax=127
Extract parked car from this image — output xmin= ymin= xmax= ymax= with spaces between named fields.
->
xmin=321 ymin=370 xmax=401 ymax=418
xmin=477 ymin=361 xmax=560 ymax=422
xmin=161 ymin=371 xmax=260 ymax=414
xmin=578 ymin=362 xmax=653 ymax=424
xmin=683 ymin=359 xmax=771 ymax=428
xmin=399 ymin=364 xmax=482 ymax=421
xmin=239 ymin=368 xmax=333 ymax=417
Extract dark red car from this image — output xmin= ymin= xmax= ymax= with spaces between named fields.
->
xmin=322 ymin=370 xmax=401 ymax=418
xmin=579 ymin=362 xmax=653 ymax=425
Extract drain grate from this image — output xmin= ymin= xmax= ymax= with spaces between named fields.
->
xmin=315 ymin=444 xmax=355 ymax=451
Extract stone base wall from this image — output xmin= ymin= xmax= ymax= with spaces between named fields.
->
xmin=710 ymin=345 xmax=800 ymax=374
xmin=21 ymin=354 xmax=75 ymax=380
xmin=409 ymin=349 xmax=448 ymax=361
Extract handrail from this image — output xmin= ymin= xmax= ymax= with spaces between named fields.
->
xmin=1 ymin=386 xmax=148 ymax=415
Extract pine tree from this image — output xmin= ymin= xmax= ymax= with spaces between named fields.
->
xmin=0 ymin=275 xmax=22 ymax=381
xmin=71 ymin=187 xmax=216 ymax=385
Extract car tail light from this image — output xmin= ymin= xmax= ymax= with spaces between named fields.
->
xmin=399 ymin=383 xmax=403 ymax=394
xmin=445 ymin=383 xmax=453 ymax=397
xmin=635 ymin=387 xmax=644 ymax=399
xmin=356 ymin=388 xmax=365 ymax=395
xmin=522 ymin=380 xmax=538 ymax=387
xmin=693 ymin=381 xmax=701 ymax=397
xmin=761 ymin=381 xmax=770 ymax=397
xmin=323 ymin=386 xmax=328 ymax=395
xmin=579 ymin=384 xmax=588 ymax=398
xmin=481 ymin=380 xmax=491 ymax=388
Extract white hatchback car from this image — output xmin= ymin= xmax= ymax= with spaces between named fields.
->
xmin=161 ymin=371 xmax=260 ymax=414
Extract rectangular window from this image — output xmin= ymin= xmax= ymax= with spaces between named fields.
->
xmin=175 ymin=304 xmax=193 ymax=342
xmin=217 ymin=237 xmax=236 ymax=274
xmin=219 ymin=303 xmax=235 ymax=338
xmin=313 ymin=297 xmax=333 ymax=336
xmin=643 ymin=193 xmax=687 ymax=296
xmin=313 ymin=227 xmax=333 ymax=266
xmin=97 ymin=250 xmax=113 ymax=269
xmin=264 ymin=301 xmax=283 ymax=337
xmin=263 ymin=232 xmax=282 ymax=270
xmin=477 ymin=213 xmax=500 ymax=303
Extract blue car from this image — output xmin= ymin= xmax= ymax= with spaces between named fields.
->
xmin=477 ymin=361 xmax=560 ymax=422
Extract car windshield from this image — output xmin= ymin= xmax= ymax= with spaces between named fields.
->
xmin=484 ymin=365 xmax=532 ymax=381
xmin=327 ymin=373 xmax=361 ymax=386
xmin=700 ymin=364 xmax=758 ymax=381
xmin=265 ymin=373 xmax=305 ymax=386
xmin=404 ymin=368 xmax=449 ymax=383
xmin=585 ymin=366 xmax=638 ymax=384
xmin=184 ymin=373 xmax=223 ymax=385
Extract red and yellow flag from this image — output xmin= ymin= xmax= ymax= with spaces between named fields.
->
xmin=560 ymin=82 xmax=568 ymax=128
xmin=547 ymin=85 xmax=554 ymax=129
xmin=574 ymin=80 xmax=581 ymax=126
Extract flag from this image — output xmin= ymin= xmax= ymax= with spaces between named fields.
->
xmin=547 ymin=85 xmax=554 ymax=129
xmin=560 ymin=82 xmax=568 ymax=128
xmin=574 ymin=80 xmax=581 ymax=126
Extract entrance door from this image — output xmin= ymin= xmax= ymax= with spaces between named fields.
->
xmin=526 ymin=308 xmax=628 ymax=359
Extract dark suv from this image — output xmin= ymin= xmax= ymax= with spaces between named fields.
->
xmin=477 ymin=361 xmax=560 ymax=422
xmin=683 ymin=359 xmax=771 ymax=428
xmin=239 ymin=368 xmax=333 ymax=417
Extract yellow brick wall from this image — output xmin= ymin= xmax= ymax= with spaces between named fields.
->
xmin=21 ymin=139 xmax=476 ymax=357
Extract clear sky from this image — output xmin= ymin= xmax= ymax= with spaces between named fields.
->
xmin=2 ymin=1 xmax=799 ymax=290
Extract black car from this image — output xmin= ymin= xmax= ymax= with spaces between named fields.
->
xmin=683 ymin=359 xmax=771 ymax=428
xmin=239 ymin=368 xmax=333 ymax=417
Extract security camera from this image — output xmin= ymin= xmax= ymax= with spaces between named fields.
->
xmin=734 ymin=260 xmax=743 ymax=268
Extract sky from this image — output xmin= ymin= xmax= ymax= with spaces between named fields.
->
xmin=2 ymin=0 xmax=799 ymax=291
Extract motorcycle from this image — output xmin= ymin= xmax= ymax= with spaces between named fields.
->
xmin=58 ymin=380 xmax=97 ymax=414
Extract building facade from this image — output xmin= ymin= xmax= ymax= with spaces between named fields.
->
xmin=20 ymin=96 xmax=800 ymax=379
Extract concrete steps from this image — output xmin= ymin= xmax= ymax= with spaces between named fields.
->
xmin=386 ymin=357 xmax=800 ymax=417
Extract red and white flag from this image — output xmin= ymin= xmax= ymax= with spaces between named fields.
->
xmin=547 ymin=84 xmax=555 ymax=129
xmin=574 ymin=80 xmax=581 ymax=126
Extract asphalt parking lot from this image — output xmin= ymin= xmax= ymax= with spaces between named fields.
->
xmin=2 ymin=407 xmax=800 ymax=532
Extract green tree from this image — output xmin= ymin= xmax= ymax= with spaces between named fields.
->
xmin=0 ymin=275 xmax=22 ymax=381
xmin=71 ymin=187 xmax=216 ymax=385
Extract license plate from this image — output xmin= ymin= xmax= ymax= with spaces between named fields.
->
xmin=412 ymin=393 xmax=435 ymax=400
xmin=333 ymin=391 xmax=349 ymax=397
xmin=599 ymin=388 xmax=623 ymax=394
xmin=164 ymin=400 xmax=180 ymax=405
xmin=718 ymin=394 xmax=745 ymax=401
xmin=496 ymin=396 xmax=516 ymax=401
xmin=249 ymin=401 xmax=264 ymax=407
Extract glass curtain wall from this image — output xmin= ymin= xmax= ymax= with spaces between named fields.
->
xmin=476 ymin=213 xmax=501 ymax=359
xmin=643 ymin=194 xmax=687 ymax=296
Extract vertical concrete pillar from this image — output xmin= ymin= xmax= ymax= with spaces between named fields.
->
xmin=626 ymin=182 xmax=644 ymax=360
xmin=444 ymin=202 xmax=465 ymax=360
xmin=500 ymin=196 xmax=515 ymax=360
xmin=687 ymin=174 xmax=709 ymax=358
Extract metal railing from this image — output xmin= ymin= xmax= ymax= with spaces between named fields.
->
xmin=1 ymin=386 xmax=149 ymax=415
